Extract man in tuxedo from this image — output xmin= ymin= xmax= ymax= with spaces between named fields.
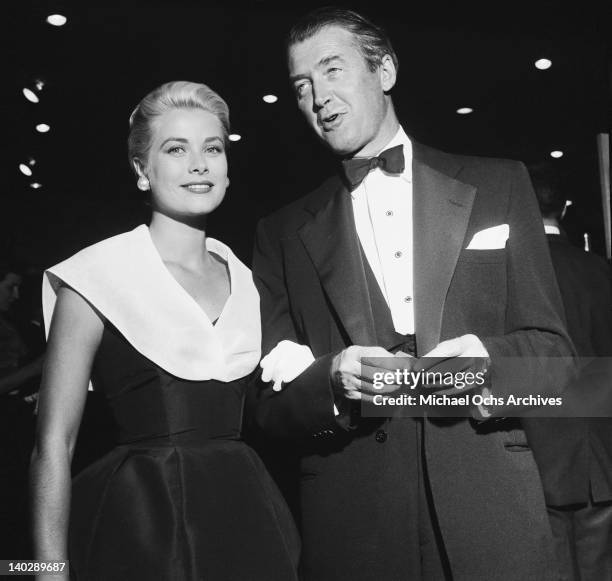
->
xmin=252 ymin=7 xmax=574 ymax=580
xmin=523 ymin=164 xmax=612 ymax=580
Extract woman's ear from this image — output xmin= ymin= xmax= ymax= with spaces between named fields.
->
xmin=132 ymin=158 xmax=146 ymax=179
xmin=133 ymin=158 xmax=150 ymax=192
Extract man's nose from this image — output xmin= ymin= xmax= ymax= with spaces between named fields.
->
xmin=312 ymin=80 xmax=332 ymax=111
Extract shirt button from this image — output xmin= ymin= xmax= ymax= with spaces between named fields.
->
xmin=394 ymin=251 xmax=402 ymax=258
xmin=404 ymin=296 xmax=413 ymax=303
xmin=385 ymin=210 xmax=394 ymax=217
xmin=375 ymin=429 xmax=388 ymax=443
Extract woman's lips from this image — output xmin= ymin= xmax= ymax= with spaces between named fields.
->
xmin=182 ymin=182 xmax=213 ymax=193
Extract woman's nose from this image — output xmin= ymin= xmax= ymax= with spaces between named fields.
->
xmin=189 ymin=153 xmax=209 ymax=174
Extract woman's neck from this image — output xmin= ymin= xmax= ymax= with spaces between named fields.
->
xmin=148 ymin=212 xmax=212 ymax=271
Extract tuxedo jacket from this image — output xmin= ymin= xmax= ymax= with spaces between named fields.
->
xmin=523 ymin=233 xmax=612 ymax=506
xmin=252 ymin=142 xmax=574 ymax=581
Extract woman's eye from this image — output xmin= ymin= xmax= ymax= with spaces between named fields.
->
xmin=206 ymin=145 xmax=223 ymax=154
xmin=167 ymin=146 xmax=185 ymax=155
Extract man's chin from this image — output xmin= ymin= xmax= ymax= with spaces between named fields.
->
xmin=320 ymin=134 xmax=356 ymax=157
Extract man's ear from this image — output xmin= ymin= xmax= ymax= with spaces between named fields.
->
xmin=380 ymin=54 xmax=397 ymax=92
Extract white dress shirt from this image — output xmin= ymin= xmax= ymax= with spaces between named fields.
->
xmin=351 ymin=126 xmax=415 ymax=335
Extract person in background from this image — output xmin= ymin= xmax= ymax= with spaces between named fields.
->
xmin=525 ymin=162 xmax=612 ymax=581
xmin=0 ymin=261 xmax=43 ymax=559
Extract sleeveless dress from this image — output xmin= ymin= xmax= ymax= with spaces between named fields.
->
xmin=42 ymin=226 xmax=300 ymax=581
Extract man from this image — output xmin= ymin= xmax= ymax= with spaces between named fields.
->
xmin=252 ymin=8 xmax=574 ymax=580
xmin=524 ymin=164 xmax=612 ymax=581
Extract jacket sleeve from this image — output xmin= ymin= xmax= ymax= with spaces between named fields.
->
xmin=478 ymin=162 xmax=576 ymax=415
xmin=250 ymin=217 xmax=340 ymax=440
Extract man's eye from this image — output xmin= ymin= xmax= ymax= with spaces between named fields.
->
xmin=295 ymin=82 xmax=311 ymax=98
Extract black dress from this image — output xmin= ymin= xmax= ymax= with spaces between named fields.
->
xmin=68 ymin=323 xmax=300 ymax=580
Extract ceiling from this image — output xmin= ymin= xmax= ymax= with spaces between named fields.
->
xmin=6 ymin=0 xmax=611 ymax=266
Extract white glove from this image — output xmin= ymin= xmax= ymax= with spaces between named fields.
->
xmin=260 ymin=340 xmax=316 ymax=392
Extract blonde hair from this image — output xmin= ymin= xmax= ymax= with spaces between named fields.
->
xmin=128 ymin=81 xmax=230 ymax=173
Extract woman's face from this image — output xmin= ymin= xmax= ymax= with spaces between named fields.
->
xmin=143 ymin=108 xmax=228 ymax=220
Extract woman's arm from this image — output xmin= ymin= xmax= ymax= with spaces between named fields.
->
xmin=30 ymin=286 xmax=104 ymax=577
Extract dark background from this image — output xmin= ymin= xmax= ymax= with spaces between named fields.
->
xmin=5 ymin=0 xmax=611 ymax=269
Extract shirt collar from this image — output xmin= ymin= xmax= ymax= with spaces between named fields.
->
xmin=376 ymin=125 xmax=412 ymax=183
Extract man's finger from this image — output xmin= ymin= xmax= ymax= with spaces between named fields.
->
xmin=361 ymin=355 xmax=415 ymax=372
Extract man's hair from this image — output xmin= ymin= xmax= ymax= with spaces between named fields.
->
xmin=0 ymin=260 xmax=22 ymax=282
xmin=528 ymin=162 xmax=567 ymax=220
xmin=286 ymin=6 xmax=398 ymax=73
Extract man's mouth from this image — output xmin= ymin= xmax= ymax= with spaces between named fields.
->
xmin=319 ymin=112 xmax=343 ymax=131
xmin=181 ymin=181 xmax=214 ymax=193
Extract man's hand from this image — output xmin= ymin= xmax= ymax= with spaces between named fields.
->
xmin=415 ymin=334 xmax=490 ymax=394
xmin=422 ymin=334 xmax=489 ymax=360
xmin=331 ymin=346 xmax=407 ymax=401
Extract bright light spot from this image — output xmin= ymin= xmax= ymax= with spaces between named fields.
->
xmin=583 ymin=233 xmax=590 ymax=252
xmin=19 ymin=164 xmax=33 ymax=177
xmin=456 ymin=107 xmax=473 ymax=115
xmin=46 ymin=14 xmax=67 ymax=26
xmin=229 ymin=134 xmax=242 ymax=142
xmin=535 ymin=58 xmax=552 ymax=70
xmin=30 ymin=183 xmax=43 ymax=189
xmin=36 ymin=123 xmax=51 ymax=133
xmin=28 ymin=157 xmax=36 ymax=166
xmin=565 ymin=200 xmax=573 ymax=208
xmin=550 ymin=150 xmax=563 ymax=159
xmin=35 ymin=79 xmax=45 ymax=91
xmin=23 ymin=88 xmax=39 ymax=103
xmin=263 ymin=94 xmax=278 ymax=104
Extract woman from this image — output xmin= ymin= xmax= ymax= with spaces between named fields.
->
xmin=31 ymin=81 xmax=300 ymax=580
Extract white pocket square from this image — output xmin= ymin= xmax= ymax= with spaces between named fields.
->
xmin=466 ymin=224 xmax=509 ymax=250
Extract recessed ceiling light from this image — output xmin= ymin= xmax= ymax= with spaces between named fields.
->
xmin=28 ymin=157 xmax=36 ymax=166
xmin=36 ymin=123 xmax=51 ymax=133
xmin=550 ymin=150 xmax=563 ymax=158
xmin=23 ymin=88 xmax=39 ymax=103
xmin=229 ymin=134 xmax=241 ymax=142
xmin=30 ymin=183 xmax=43 ymax=189
xmin=456 ymin=107 xmax=473 ymax=115
xmin=565 ymin=200 xmax=573 ymax=207
xmin=46 ymin=14 xmax=67 ymax=26
xmin=535 ymin=58 xmax=552 ymax=70
xmin=19 ymin=164 xmax=33 ymax=177
xmin=263 ymin=94 xmax=278 ymax=104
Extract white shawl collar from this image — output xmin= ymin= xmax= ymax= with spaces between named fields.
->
xmin=42 ymin=225 xmax=261 ymax=381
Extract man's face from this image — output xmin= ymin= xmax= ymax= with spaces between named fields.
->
xmin=0 ymin=273 xmax=21 ymax=313
xmin=288 ymin=26 xmax=397 ymax=158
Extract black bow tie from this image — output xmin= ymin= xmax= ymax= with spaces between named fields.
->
xmin=341 ymin=144 xmax=405 ymax=191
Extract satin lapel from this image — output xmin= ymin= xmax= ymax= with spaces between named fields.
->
xmin=298 ymin=184 xmax=377 ymax=346
xmin=413 ymin=159 xmax=476 ymax=354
